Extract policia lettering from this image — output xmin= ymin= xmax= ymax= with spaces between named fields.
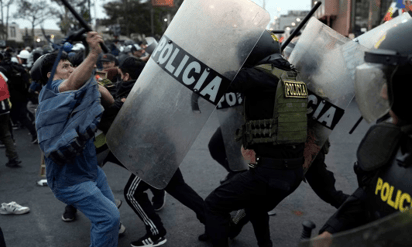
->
xmin=284 ymin=80 xmax=307 ymax=98
xmin=217 ymin=92 xmax=243 ymax=109
xmin=151 ymin=35 xmax=231 ymax=105
xmin=375 ymin=177 xmax=411 ymax=212
xmin=307 ymin=91 xmax=344 ymax=130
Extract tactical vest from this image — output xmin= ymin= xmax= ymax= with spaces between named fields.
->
xmin=236 ymin=64 xmax=308 ymax=149
xmin=357 ymin=123 xmax=412 ymax=219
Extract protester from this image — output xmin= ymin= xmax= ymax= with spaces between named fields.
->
xmin=101 ymin=53 xmax=117 ymax=70
xmin=35 ymin=32 xmax=119 ymax=247
xmin=0 ymin=63 xmax=21 ymax=168
xmin=0 ymin=52 xmax=37 ymax=144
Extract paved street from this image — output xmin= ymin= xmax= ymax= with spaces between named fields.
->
xmin=0 ymin=100 xmax=371 ymax=247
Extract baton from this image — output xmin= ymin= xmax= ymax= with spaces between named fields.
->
xmin=60 ymin=0 xmax=109 ymax=53
xmin=349 ymin=116 xmax=363 ymax=134
xmin=281 ymin=1 xmax=322 ymax=51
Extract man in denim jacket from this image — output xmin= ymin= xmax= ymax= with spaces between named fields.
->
xmin=35 ymin=32 xmax=118 ymax=247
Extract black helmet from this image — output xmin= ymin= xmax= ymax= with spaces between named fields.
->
xmin=356 ymin=19 xmax=412 ymax=123
xmin=30 ymin=54 xmax=47 ymax=83
xmin=244 ymin=30 xmax=281 ymax=68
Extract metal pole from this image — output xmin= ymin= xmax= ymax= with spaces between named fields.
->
xmin=281 ymin=1 xmax=322 ymax=51
xmin=60 ymin=0 xmax=108 ymax=53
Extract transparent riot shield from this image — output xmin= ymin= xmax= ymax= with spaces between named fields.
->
xmin=106 ymin=0 xmax=270 ymax=189
xmin=288 ymin=17 xmax=369 ymax=169
xmin=216 ymin=93 xmax=248 ymax=171
xmin=299 ymin=208 xmax=412 ymax=247
xmin=354 ymin=13 xmax=411 ymax=123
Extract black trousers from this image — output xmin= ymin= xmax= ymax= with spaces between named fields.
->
xmin=205 ymin=165 xmax=303 ymax=247
xmin=0 ymin=227 xmax=6 ymax=247
xmin=124 ymin=168 xmax=206 ymax=236
xmin=9 ymin=101 xmax=36 ymax=136
xmin=208 ymin=127 xmax=231 ymax=172
xmin=305 ymin=151 xmax=349 ymax=209
xmin=0 ymin=114 xmax=18 ymax=160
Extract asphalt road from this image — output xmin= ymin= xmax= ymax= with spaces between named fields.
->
xmin=0 ymin=100 xmax=371 ymax=247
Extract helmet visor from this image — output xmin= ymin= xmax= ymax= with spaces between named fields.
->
xmin=354 ymin=63 xmax=390 ymax=123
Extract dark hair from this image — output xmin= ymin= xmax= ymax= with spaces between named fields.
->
xmin=69 ymin=50 xmax=85 ymax=67
xmin=40 ymin=51 xmax=69 ymax=84
xmin=118 ymin=56 xmax=145 ymax=80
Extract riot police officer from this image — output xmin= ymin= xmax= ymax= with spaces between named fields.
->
xmin=314 ymin=18 xmax=412 ymax=245
xmin=205 ymin=30 xmax=308 ymax=247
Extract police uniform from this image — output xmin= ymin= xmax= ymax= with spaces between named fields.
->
xmin=319 ymin=122 xmax=412 ymax=234
xmin=205 ymin=61 xmax=307 ymax=247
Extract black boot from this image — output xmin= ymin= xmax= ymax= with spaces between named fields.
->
xmin=5 ymin=158 xmax=22 ymax=168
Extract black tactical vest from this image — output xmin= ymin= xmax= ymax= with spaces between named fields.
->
xmin=236 ymin=64 xmax=308 ymax=149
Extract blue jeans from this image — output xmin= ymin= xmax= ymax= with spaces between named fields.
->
xmin=53 ymin=167 xmax=120 ymax=247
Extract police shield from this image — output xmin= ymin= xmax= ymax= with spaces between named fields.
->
xmin=299 ymin=208 xmax=412 ymax=247
xmin=353 ymin=13 xmax=411 ymax=123
xmin=288 ymin=17 xmax=368 ymax=169
xmin=216 ymin=93 xmax=248 ymax=171
xmin=106 ymin=0 xmax=270 ymax=189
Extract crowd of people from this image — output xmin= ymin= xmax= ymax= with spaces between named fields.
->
xmin=1 ymin=10 xmax=412 ymax=247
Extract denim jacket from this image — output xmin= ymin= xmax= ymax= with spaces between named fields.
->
xmin=36 ymin=77 xmax=104 ymax=165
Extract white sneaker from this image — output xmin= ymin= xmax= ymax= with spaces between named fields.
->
xmin=119 ymin=222 xmax=126 ymax=235
xmin=0 ymin=202 xmax=30 ymax=215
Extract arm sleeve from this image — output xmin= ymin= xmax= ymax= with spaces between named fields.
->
xmin=319 ymin=187 xmax=370 ymax=234
xmin=228 ymin=67 xmax=279 ymax=94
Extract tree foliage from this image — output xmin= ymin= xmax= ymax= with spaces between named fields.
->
xmin=0 ymin=0 xmax=15 ymax=40
xmin=13 ymin=0 xmax=56 ymax=39
xmin=101 ymin=0 xmax=184 ymax=38
xmin=49 ymin=0 xmax=91 ymax=35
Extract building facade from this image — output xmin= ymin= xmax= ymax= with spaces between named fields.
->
xmin=3 ymin=22 xmax=63 ymax=48
xmin=312 ymin=0 xmax=394 ymax=37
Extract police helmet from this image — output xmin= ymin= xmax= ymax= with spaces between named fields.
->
xmin=355 ymin=19 xmax=412 ymax=123
xmin=30 ymin=54 xmax=46 ymax=83
xmin=32 ymin=49 xmax=43 ymax=63
xmin=243 ymin=30 xmax=281 ymax=68
xmin=30 ymin=55 xmax=47 ymax=82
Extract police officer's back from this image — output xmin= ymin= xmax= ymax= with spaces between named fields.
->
xmin=205 ymin=31 xmax=308 ymax=247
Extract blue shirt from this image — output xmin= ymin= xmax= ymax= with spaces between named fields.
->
xmin=38 ymin=79 xmax=101 ymax=190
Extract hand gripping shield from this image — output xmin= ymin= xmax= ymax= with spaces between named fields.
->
xmin=288 ymin=17 xmax=369 ymax=169
xmin=106 ymin=0 xmax=270 ymax=189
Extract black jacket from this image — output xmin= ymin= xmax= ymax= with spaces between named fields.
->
xmin=99 ymin=79 xmax=136 ymax=134
xmin=0 ymin=61 xmax=30 ymax=103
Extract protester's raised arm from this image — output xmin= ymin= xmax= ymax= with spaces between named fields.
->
xmin=59 ymin=32 xmax=103 ymax=92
